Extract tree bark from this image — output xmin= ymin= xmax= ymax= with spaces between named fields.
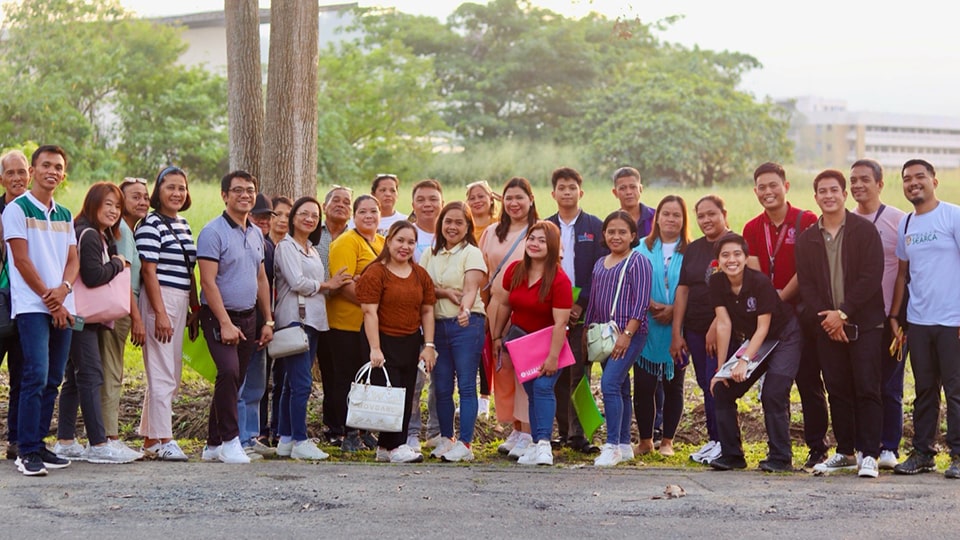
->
xmin=225 ymin=0 xmax=264 ymax=180
xmin=261 ymin=0 xmax=319 ymax=198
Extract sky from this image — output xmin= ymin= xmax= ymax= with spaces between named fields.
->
xmin=114 ymin=0 xmax=960 ymax=118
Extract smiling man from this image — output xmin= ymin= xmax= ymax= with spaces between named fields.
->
xmin=796 ymin=169 xmax=885 ymax=478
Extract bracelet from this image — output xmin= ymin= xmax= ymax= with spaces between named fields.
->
xmin=190 ymin=305 xmax=200 ymax=313
xmin=423 ymin=342 xmax=436 ymax=349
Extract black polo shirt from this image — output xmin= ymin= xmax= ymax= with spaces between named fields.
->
xmin=679 ymin=236 xmax=720 ymax=333
xmin=709 ymin=267 xmax=791 ymax=341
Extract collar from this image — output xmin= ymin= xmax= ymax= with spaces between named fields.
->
xmin=817 ymin=211 xmax=847 ymax=231
xmin=25 ymin=191 xmax=59 ymax=213
xmin=760 ymin=203 xmax=795 ymax=227
xmin=221 ymin=211 xmax=252 ymax=230
xmin=440 ymin=241 xmax=468 ymax=256
xmin=557 ymin=209 xmax=582 ymax=227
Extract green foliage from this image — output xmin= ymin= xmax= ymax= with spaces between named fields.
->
xmin=0 ymin=0 xmax=227 ymax=181
xmin=424 ymin=139 xmax=590 ymax=187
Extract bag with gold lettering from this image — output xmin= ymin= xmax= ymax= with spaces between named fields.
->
xmin=346 ymin=362 xmax=406 ymax=433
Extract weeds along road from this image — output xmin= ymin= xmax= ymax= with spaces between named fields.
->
xmin=1 ymin=460 xmax=956 ymax=539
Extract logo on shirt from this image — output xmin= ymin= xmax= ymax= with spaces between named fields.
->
xmin=905 ymin=232 xmax=937 ymax=246
xmin=746 ymin=296 xmax=757 ymax=313
xmin=576 ymin=233 xmax=595 ymax=242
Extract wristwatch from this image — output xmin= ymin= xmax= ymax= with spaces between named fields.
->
xmin=264 ymin=321 xmax=275 ymax=328
xmin=838 ymin=310 xmax=848 ymax=321
xmin=61 ymin=281 xmax=73 ymax=294
xmin=739 ymin=354 xmax=751 ymax=363
xmin=624 ymin=330 xmax=634 ymax=337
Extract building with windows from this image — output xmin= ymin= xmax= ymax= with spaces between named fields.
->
xmin=782 ymin=96 xmax=960 ymax=170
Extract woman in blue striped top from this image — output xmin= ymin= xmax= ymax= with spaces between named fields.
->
xmin=135 ymin=166 xmax=200 ymax=461
xmin=585 ymin=211 xmax=652 ymax=467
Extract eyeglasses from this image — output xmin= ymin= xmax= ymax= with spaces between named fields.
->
xmin=295 ymin=211 xmax=321 ymax=220
xmin=466 ymin=180 xmax=490 ymax=191
xmin=121 ymin=177 xmax=148 ymax=186
xmin=373 ymin=174 xmax=397 ymax=181
xmin=330 ymin=184 xmax=354 ymax=193
xmin=229 ymin=187 xmax=257 ymax=196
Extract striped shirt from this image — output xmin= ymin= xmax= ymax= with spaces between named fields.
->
xmin=584 ymin=252 xmax=652 ymax=334
xmin=135 ymin=212 xmax=196 ymax=291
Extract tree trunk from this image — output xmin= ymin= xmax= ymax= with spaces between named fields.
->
xmin=261 ymin=0 xmax=319 ymax=198
xmin=225 ymin=0 xmax=264 ymax=180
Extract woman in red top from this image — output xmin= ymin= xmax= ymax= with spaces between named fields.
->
xmin=492 ymin=221 xmax=573 ymax=466
xmin=357 ymin=221 xmax=437 ymax=463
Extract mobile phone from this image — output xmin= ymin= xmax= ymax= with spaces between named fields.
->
xmin=212 ymin=326 xmax=222 ymax=343
xmin=843 ymin=323 xmax=859 ymax=342
xmin=71 ymin=315 xmax=85 ymax=332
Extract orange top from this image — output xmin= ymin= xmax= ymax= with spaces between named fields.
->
xmin=356 ymin=262 xmax=437 ymax=336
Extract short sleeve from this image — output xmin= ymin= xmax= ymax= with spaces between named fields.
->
xmin=551 ymin=269 xmax=574 ymax=310
xmin=135 ymin=216 xmax=162 ymax=264
xmin=753 ymin=274 xmax=779 ymax=316
xmin=502 ymin=260 xmax=520 ymax=290
xmin=417 ymin=266 xmax=437 ymax=305
xmin=355 ymin=263 xmax=385 ymax=304
xmin=463 ymin=246 xmax=487 ymax=274
xmin=2 ymin=203 xmax=26 ymax=241
xmin=329 ymin=234 xmax=360 ymax=276
xmin=196 ymin=223 xmax=223 ymax=262
xmin=895 ymin=218 xmax=908 ymax=261
xmin=709 ymin=273 xmax=727 ymax=309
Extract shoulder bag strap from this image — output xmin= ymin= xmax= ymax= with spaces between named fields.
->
xmin=483 ymin=226 xmax=528 ymax=291
xmin=154 ymin=212 xmax=194 ymax=272
xmin=608 ymin=252 xmax=633 ymax=320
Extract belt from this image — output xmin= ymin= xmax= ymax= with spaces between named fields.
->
xmin=225 ymin=307 xmax=256 ymax=318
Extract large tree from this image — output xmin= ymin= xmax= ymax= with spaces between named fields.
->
xmin=224 ymin=0 xmax=264 ymax=179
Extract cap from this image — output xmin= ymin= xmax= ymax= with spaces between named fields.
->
xmin=251 ymin=193 xmax=274 ymax=215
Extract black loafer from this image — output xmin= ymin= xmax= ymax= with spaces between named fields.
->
xmin=567 ymin=437 xmax=600 ymax=454
xmin=709 ymin=455 xmax=747 ymax=471
xmin=759 ymin=459 xmax=794 ymax=473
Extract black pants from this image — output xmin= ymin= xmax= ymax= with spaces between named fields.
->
xmin=0 ymin=333 xmax=23 ymax=444
xmin=328 ymin=328 xmax=367 ymax=435
xmin=58 ymin=325 xmax=107 ymax=445
xmin=817 ymin=327 xmax=883 ymax=458
xmin=715 ymin=317 xmax=802 ymax=463
xmin=797 ymin=313 xmax=830 ymax=454
xmin=315 ymin=330 xmax=343 ymax=437
xmin=634 ymin=364 xmax=685 ymax=440
xmin=200 ymin=307 xmax=257 ymax=446
xmin=363 ymin=331 xmax=423 ymax=451
xmin=555 ymin=324 xmax=587 ymax=441
xmin=909 ymin=324 xmax=960 ymax=457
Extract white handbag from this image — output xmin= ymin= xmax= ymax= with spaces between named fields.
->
xmin=346 ymin=362 xmax=406 ymax=433
xmin=267 ymin=295 xmax=310 ymax=359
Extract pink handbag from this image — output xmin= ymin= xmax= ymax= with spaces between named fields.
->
xmin=73 ymin=229 xmax=131 ymax=324
xmin=504 ymin=325 xmax=575 ymax=383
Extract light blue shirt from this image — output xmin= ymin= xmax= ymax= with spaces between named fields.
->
xmin=896 ymin=201 xmax=960 ymax=326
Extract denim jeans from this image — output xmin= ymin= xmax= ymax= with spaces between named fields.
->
xmin=16 ymin=313 xmax=72 ymax=455
xmin=58 ymin=325 xmax=107 ymax=445
xmin=687 ymin=328 xmax=727 ymax=442
xmin=0 ymin=332 xmax=23 ymax=444
xmin=522 ymin=370 xmax=561 ymax=443
xmin=238 ymin=348 xmax=267 ymax=444
xmin=880 ymin=320 xmax=906 ymax=454
xmin=433 ymin=314 xmax=484 ymax=443
xmin=278 ymin=326 xmax=320 ymax=441
xmin=600 ymin=332 xmax=646 ymax=445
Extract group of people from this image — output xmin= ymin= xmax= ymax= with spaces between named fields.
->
xmin=1 ymin=145 xmax=958 ymax=480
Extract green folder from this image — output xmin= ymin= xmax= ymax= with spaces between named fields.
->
xmin=571 ymin=374 xmax=604 ymax=439
xmin=181 ymin=328 xmax=217 ymax=383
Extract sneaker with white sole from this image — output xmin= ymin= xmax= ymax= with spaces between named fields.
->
xmin=153 ymin=440 xmax=189 ymax=462
xmin=859 ymin=455 xmax=879 ymax=478
xmin=108 ymin=440 xmax=144 ymax=461
xmin=508 ymin=433 xmax=534 ymax=460
xmin=518 ymin=440 xmax=553 ymax=466
xmin=276 ymin=440 xmax=294 ymax=458
xmin=877 ymin=450 xmax=898 ymax=470
xmin=39 ymin=447 xmax=71 ymax=469
xmin=53 ymin=441 xmax=86 ymax=461
xmin=291 ymin=440 xmax=329 ymax=460
xmin=389 ymin=444 xmax=424 ymax=463
xmin=250 ymin=438 xmax=277 ymax=457
xmin=218 ymin=437 xmax=251 ymax=464
xmin=16 ymin=453 xmax=48 ymax=476
xmin=376 ymin=447 xmax=391 ymax=462
xmin=441 ymin=441 xmax=475 ymax=462
xmin=478 ymin=396 xmax=490 ymax=418
xmin=497 ymin=431 xmax=522 ymax=454
xmin=619 ymin=443 xmax=635 ymax=461
xmin=430 ymin=438 xmax=455 ymax=459
xmin=201 ymin=445 xmax=221 ymax=461
xmin=690 ymin=440 xmax=718 ymax=463
xmin=424 ymin=434 xmax=444 ymax=449
xmin=701 ymin=441 xmax=723 ymax=464
xmin=243 ymin=445 xmax=264 ymax=461
xmin=83 ymin=444 xmax=138 ymax=464
xmin=406 ymin=435 xmax=422 ymax=452
xmin=813 ymin=453 xmax=858 ymax=474
xmin=594 ymin=443 xmax=622 ymax=467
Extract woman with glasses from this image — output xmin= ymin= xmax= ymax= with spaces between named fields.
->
xmin=327 ymin=195 xmax=384 ymax=452
xmin=136 ymin=166 xmax=200 ymax=461
xmin=273 ymin=197 xmax=349 ymax=460
xmin=480 ymin=177 xmax=539 ymax=458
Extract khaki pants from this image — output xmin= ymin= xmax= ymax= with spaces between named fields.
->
xmin=138 ymin=287 xmax=189 ymax=439
xmin=98 ymin=314 xmax=132 ymax=438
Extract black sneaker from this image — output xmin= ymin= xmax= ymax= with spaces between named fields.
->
xmin=340 ymin=432 xmax=363 ymax=453
xmin=759 ymin=459 xmax=794 ymax=473
xmin=6 ymin=442 xmax=17 ymax=460
xmin=709 ymin=454 xmax=747 ymax=471
xmin=894 ymin=451 xmax=936 ymax=475
xmin=802 ymin=450 xmax=828 ymax=472
xmin=38 ymin=447 xmax=71 ymax=469
xmin=944 ymin=456 xmax=960 ymax=479
xmin=16 ymin=452 xmax=48 ymax=476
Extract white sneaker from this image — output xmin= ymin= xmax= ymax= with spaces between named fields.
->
xmin=108 ymin=439 xmax=144 ymax=461
xmin=690 ymin=440 xmax=718 ymax=463
xmin=859 ymin=455 xmax=879 ymax=478
xmin=406 ymin=435 xmax=422 ymax=452
xmin=430 ymin=438 xmax=456 ymax=459
xmin=243 ymin=445 xmax=264 ymax=461
xmin=702 ymin=441 xmax=722 ymax=464
xmin=424 ymin=434 xmax=444 ymax=449
xmin=518 ymin=440 xmax=553 ymax=466
xmin=291 ymin=440 xmax=329 ymax=460
xmin=497 ymin=431 xmax=522 ymax=454
xmin=155 ymin=440 xmax=189 ymax=462
xmin=508 ymin=433 xmax=534 ymax=460
xmin=218 ymin=437 xmax=251 ymax=464
xmin=594 ymin=443 xmax=622 ymax=467
xmin=389 ymin=444 xmax=424 ymax=463
xmin=276 ymin=440 xmax=294 ymax=458
xmin=53 ymin=441 xmax=86 ymax=461
xmin=478 ymin=396 xmax=491 ymax=418
xmin=619 ymin=443 xmax=635 ymax=461
xmin=878 ymin=450 xmax=898 ymax=470
xmin=83 ymin=443 xmax=138 ymax=464
xmin=376 ymin=447 xmax=391 ymax=462
xmin=812 ymin=453 xmax=858 ymax=474
xmin=441 ymin=441 xmax=475 ymax=462
xmin=201 ymin=445 xmax=221 ymax=462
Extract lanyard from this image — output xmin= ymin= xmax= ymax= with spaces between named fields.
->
xmin=872 ymin=204 xmax=887 ymax=224
xmin=762 ymin=220 xmax=789 ymax=280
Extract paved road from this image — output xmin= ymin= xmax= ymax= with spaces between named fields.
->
xmin=1 ymin=460 xmax=956 ymax=539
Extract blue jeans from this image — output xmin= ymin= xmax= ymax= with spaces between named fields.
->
xmin=278 ymin=326 xmax=320 ymax=441
xmin=686 ymin=329 xmax=721 ymax=441
xmin=601 ymin=332 xmax=646 ymax=445
xmin=881 ymin=320 xmax=906 ymax=454
xmin=16 ymin=313 xmax=72 ymax=454
xmin=0 ymin=332 xmax=23 ymax=444
xmin=238 ymin=348 xmax=267 ymax=445
xmin=433 ymin=314 xmax=484 ymax=443
xmin=522 ymin=370 xmax=561 ymax=443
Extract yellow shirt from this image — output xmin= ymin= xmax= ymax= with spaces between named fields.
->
xmin=327 ymin=230 xmax=385 ymax=331
xmin=420 ymin=242 xmax=487 ymax=319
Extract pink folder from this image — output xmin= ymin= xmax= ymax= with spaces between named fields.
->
xmin=504 ymin=326 xmax=576 ymax=382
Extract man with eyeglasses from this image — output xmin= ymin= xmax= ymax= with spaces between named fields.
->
xmin=0 ymin=149 xmax=29 ymax=460
xmin=196 ymin=170 xmax=274 ymax=464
